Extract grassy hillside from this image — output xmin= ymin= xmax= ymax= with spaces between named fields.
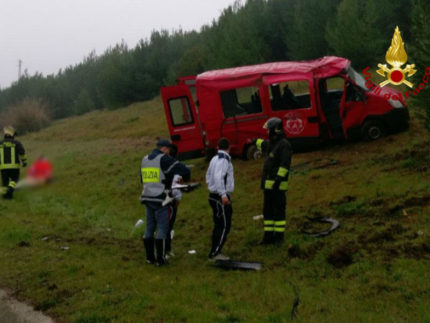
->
xmin=0 ymin=97 xmax=429 ymax=322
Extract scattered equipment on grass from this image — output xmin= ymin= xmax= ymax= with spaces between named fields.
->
xmin=214 ymin=260 xmax=262 ymax=271
xmin=302 ymin=217 xmax=340 ymax=237
xmin=162 ymin=182 xmax=201 ymax=206
xmin=286 ymin=280 xmax=300 ymax=320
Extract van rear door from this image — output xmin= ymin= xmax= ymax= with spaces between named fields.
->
xmin=161 ymin=85 xmax=204 ymax=160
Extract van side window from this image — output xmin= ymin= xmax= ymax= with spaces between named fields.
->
xmin=269 ymin=81 xmax=310 ymax=111
xmin=220 ymin=86 xmax=262 ymax=118
xmin=168 ymin=97 xmax=194 ymax=126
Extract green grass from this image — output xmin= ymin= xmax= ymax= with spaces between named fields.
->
xmin=0 ymin=98 xmax=429 ymax=322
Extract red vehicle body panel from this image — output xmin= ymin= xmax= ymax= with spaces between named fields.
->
xmin=161 ymin=56 xmax=409 ymax=159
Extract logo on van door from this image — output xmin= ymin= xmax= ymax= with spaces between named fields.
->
xmin=376 ymin=26 xmax=416 ymax=88
xmin=285 ymin=112 xmax=305 ymax=135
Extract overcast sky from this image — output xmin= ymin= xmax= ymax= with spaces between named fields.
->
xmin=0 ymin=0 xmax=237 ymax=88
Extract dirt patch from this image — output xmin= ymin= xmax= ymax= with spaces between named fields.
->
xmin=288 ymin=241 xmax=325 ymax=260
xmin=326 ymin=244 xmax=356 ymax=268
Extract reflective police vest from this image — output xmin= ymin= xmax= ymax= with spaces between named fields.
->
xmin=140 ymin=153 xmax=166 ymax=203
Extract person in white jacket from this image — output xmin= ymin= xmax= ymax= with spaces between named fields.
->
xmin=206 ymin=138 xmax=234 ymax=260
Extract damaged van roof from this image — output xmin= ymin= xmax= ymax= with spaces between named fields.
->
xmin=197 ymin=56 xmax=350 ymax=81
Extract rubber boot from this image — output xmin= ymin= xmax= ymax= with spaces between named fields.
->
xmin=3 ymin=187 xmax=14 ymax=199
xmin=155 ymin=239 xmax=167 ymax=266
xmin=273 ymin=232 xmax=284 ymax=244
xmin=261 ymin=231 xmax=274 ymax=245
xmin=143 ymin=238 xmax=155 ymax=264
xmin=165 ymin=235 xmax=171 ymax=254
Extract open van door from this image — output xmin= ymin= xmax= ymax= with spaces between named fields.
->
xmin=263 ymin=75 xmax=320 ymax=143
xmin=161 ymin=84 xmax=205 ymax=160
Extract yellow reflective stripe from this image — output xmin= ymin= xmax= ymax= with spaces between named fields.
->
xmin=0 ymin=164 xmax=20 ymax=170
xmin=141 ymin=167 xmax=160 ymax=183
xmin=279 ymin=181 xmax=288 ymax=190
xmin=11 ymin=146 xmax=15 ymax=166
xmin=264 ymin=180 xmax=274 ymax=189
xmin=264 ymin=227 xmax=275 ymax=231
xmin=256 ymin=139 xmax=264 ymax=150
xmin=277 ymin=167 xmax=288 ymax=177
xmin=275 ymin=220 xmax=286 ymax=226
xmin=0 ymin=146 xmax=3 ymax=166
xmin=264 ymin=220 xmax=275 ymax=225
xmin=9 ymin=181 xmax=16 ymax=188
xmin=274 ymin=227 xmax=285 ymax=232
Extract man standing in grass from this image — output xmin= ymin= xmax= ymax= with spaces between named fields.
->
xmin=206 ymin=138 xmax=234 ymax=261
xmin=255 ymin=117 xmax=292 ymax=244
xmin=140 ymin=139 xmax=190 ymax=266
xmin=0 ymin=126 xmax=27 ymax=199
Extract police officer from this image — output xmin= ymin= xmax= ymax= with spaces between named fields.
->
xmin=255 ymin=117 xmax=292 ymax=244
xmin=0 ymin=126 xmax=27 ymax=199
xmin=140 ymin=139 xmax=190 ymax=266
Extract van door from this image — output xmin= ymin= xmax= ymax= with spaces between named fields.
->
xmin=161 ymin=85 xmax=204 ymax=160
xmin=263 ymin=76 xmax=320 ymax=140
xmin=318 ymin=77 xmax=346 ymax=141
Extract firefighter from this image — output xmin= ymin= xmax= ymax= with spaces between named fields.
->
xmin=255 ymin=117 xmax=292 ymax=244
xmin=0 ymin=126 xmax=27 ymax=199
xmin=140 ymin=139 xmax=190 ymax=266
xmin=206 ymin=137 xmax=234 ymax=260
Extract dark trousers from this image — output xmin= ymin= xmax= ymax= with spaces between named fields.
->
xmin=1 ymin=169 xmax=20 ymax=198
xmin=209 ymin=193 xmax=232 ymax=257
xmin=263 ymin=190 xmax=287 ymax=243
xmin=166 ymin=202 xmax=178 ymax=253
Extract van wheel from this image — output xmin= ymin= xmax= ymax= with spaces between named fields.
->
xmin=361 ymin=120 xmax=386 ymax=141
xmin=245 ymin=144 xmax=262 ymax=160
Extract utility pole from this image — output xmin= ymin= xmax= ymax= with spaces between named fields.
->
xmin=18 ymin=59 xmax=22 ymax=80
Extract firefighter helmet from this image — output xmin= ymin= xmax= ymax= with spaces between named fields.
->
xmin=3 ymin=126 xmax=16 ymax=137
xmin=263 ymin=117 xmax=284 ymax=138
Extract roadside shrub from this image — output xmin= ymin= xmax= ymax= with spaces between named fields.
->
xmin=0 ymin=98 xmax=51 ymax=134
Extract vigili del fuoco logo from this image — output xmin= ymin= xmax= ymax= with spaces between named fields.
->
xmin=362 ymin=26 xmax=430 ymax=100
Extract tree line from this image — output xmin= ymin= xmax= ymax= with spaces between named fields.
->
xmin=1 ymin=0 xmax=428 ymax=130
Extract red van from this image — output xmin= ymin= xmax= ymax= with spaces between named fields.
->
xmin=161 ymin=56 xmax=409 ymax=159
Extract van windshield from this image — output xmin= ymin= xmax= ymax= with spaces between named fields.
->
xmin=347 ymin=67 xmax=369 ymax=92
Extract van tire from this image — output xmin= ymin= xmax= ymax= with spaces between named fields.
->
xmin=361 ymin=120 xmax=386 ymax=141
xmin=245 ymin=144 xmax=262 ymax=160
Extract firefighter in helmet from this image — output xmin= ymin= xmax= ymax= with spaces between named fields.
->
xmin=255 ymin=117 xmax=292 ymax=244
xmin=0 ymin=126 xmax=27 ymax=199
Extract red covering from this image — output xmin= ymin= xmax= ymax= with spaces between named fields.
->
xmin=197 ymin=56 xmax=350 ymax=83
xmin=27 ymin=158 xmax=53 ymax=181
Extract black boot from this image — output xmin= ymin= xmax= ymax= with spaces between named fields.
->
xmin=155 ymin=239 xmax=167 ymax=266
xmin=143 ymin=238 xmax=155 ymax=264
xmin=3 ymin=187 xmax=13 ymax=199
xmin=273 ymin=232 xmax=284 ymax=244
xmin=261 ymin=231 xmax=274 ymax=245
xmin=165 ymin=236 xmax=171 ymax=254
